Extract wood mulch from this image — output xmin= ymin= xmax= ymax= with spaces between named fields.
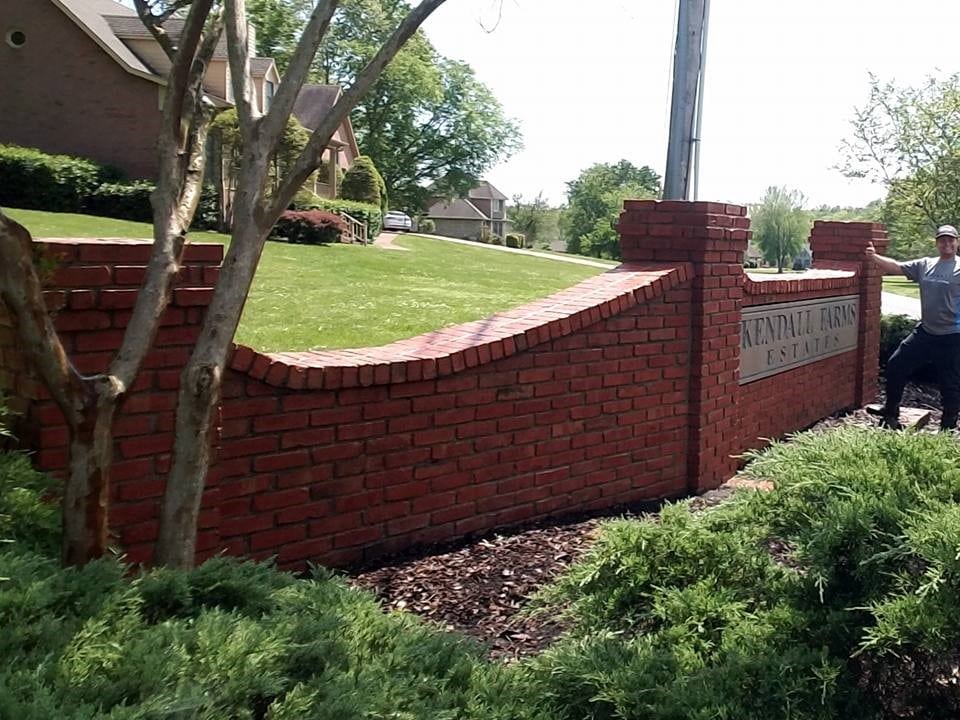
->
xmin=348 ymin=383 xmax=945 ymax=660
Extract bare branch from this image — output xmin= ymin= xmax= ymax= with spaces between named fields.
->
xmin=269 ymin=0 xmax=450 ymax=220
xmin=224 ymin=0 xmax=257 ymax=138
xmin=259 ymin=0 xmax=341 ymax=146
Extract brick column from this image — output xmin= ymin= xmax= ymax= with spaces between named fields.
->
xmin=809 ymin=221 xmax=889 ymax=406
xmin=617 ymin=200 xmax=748 ymax=493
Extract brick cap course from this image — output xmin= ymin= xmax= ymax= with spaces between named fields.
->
xmin=744 ymin=267 xmax=858 ymax=296
xmin=36 ymin=238 xmax=225 ymax=264
xmin=230 ymin=262 xmax=692 ymax=390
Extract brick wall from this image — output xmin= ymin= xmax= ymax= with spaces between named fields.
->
xmin=1 ymin=0 xmax=164 ymax=179
xmin=0 ymin=210 xmax=886 ymax=569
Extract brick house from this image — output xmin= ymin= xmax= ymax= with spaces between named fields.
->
xmin=425 ymin=181 xmax=511 ymax=240
xmin=0 ymin=0 xmax=357 ymax=193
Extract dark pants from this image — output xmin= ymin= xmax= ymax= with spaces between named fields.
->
xmin=885 ymin=326 xmax=960 ymax=430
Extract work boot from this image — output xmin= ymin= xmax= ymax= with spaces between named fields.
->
xmin=879 ymin=413 xmax=902 ymax=430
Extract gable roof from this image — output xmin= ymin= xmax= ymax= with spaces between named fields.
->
xmin=426 ymin=198 xmax=489 ymax=221
xmin=52 ymin=0 xmax=160 ymax=83
xmin=105 ymin=15 xmax=230 ymax=59
xmin=293 ymin=85 xmax=360 ymax=158
xmin=468 ymin=180 xmax=507 ymax=201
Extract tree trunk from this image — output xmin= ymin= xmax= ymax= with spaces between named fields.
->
xmin=62 ymin=395 xmax=117 ymax=565
xmin=156 ymin=178 xmax=270 ymax=568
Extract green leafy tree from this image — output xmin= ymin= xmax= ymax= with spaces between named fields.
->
xmin=246 ymin=0 xmax=313 ymax=71
xmin=842 ymin=73 xmax=960 ymax=258
xmin=750 ymin=186 xmax=809 ymax=273
xmin=563 ymin=160 xmax=660 ymax=259
xmin=509 ymin=192 xmax=561 ymax=248
xmin=248 ymin=0 xmax=521 ymax=211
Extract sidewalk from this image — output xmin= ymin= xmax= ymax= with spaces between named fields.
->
xmin=374 ymin=232 xmax=616 ymax=269
xmin=881 ymin=291 xmax=920 ymax=319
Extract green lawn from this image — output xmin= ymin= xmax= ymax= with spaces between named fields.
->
xmin=6 ymin=209 xmax=604 ymax=351
xmin=882 ymin=276 xmax=919 ymax=298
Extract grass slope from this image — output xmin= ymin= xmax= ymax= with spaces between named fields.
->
xmin=5 ymin=209 xmax=604 ymax=351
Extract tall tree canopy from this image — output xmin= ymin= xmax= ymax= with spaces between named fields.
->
xmin=750 ymin=186 xmax=809 ymax=273
xmin=563 ymin=160 xmax=660 ymax=259
xmin=248 ymin=0 xmax=521 ymax=210
xmin=842 ymin=73 xmax=960 ymax=258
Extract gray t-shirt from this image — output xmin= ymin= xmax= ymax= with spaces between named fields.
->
xmin=899 ymin=257 xmax=960 ymax=335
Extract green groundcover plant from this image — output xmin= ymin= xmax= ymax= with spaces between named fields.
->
xmin=4 ymin=423 xmax=960 ymax=717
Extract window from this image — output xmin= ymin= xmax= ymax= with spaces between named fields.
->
xmin=265 ymin=80 xmax=275 ymax=111
xmin=5 ymin=29 xmax=26 ymax=48
xmin=493 ymin=199 xmax=504 ymax=214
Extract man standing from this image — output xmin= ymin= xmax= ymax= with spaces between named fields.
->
xmin=867 ymin=224 xmax=960 ymax=430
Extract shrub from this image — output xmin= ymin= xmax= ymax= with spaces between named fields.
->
xmin=0 ymin=145 xmax=105 ymax=212
xmin=272 ymin=210 xmax=346 ymax=245
xmin=85 ymin=180 xmax=154 ymax=222
xmin=418 ymin=217 xmax=436 ymax=234
xmin=291 ymin=193 xmax=383 ymax=238
xmin=490 ymin=234 xmax=503 ymax=246
xmin=534 ymin=427 xmax=960 ymax=718
xmin=340 ymin=155 xmax=385 ymax=210
xmin=505 ymin=233 xmax=524 ymax=248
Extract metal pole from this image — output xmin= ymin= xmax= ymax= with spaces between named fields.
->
xmin=691 ymin=0 xmax=710 ymax=201
xmin=663 ymin=0 xmax=706 ymax=200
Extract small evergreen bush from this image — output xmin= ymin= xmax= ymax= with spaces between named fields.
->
xmin=273 ymin=210 xmax=346 ymax=245
xmin=340 ymin=155 xmax=385 ymax=210
xmin=418 ymin=217 xmax=436 ymax=234
xmin=505 ymin=233 xmax=525 ymax=248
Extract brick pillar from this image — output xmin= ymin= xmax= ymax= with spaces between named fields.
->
xmin=809 ymin=221 xmax=889 ymax=406
xmin=617 ymin=200 xmax=748 ymax=493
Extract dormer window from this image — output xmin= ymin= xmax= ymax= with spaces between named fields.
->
xmin=5 ymin=29 xmax=26 ymax=48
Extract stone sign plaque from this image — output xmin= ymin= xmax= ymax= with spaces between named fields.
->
xmin=739 ymin=295 xmax=859 ymax=384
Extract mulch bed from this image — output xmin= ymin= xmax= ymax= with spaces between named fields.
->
xmin=349 ymin=383 xmax=944 ymax=660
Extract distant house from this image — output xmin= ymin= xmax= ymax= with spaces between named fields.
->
xmin=0 ymin=0 xmax=355 ymax=194
xmin=425 ymin=181 xmax=510 ymax=240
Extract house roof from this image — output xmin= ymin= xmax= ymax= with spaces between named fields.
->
xmin=426 ymin=198 xmax=489 ymax=221
xmin=105 ymin=15 xmax=230 ymax=59
xmin=468 ymin=180 xmax=508 ymax=201
xmin=250 ymin=57 xmax=275 ymax=77
xmin=293 ymin=85 xmax=360 ymax=157
xmin=52 ymin=0 xmax=160 ymax=83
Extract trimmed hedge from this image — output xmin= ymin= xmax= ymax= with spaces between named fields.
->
xmin=418 ymin=217 xmax=436 ymax=234
xmin=85 ymin=180 xmax=155 ymax=222
xmin=505 ymin=232 xmax=525 ymax=248
xmin=273 ymin=209 xmax=346 ymax=245
xmin=0 ymin=145 xmax=109 ymax=212
xmin=292 ymin=193 xmax=383 ymax=238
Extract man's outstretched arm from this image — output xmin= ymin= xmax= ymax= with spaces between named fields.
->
xmin=866 ymin=242 xmax=906 ymax=276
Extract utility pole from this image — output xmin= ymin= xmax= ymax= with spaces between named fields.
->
xmin=663 ymin=0 xmax=709 ymax=200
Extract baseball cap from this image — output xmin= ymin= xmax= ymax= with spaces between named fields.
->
xmin=937 ymin=224 xmax=959 ymax=239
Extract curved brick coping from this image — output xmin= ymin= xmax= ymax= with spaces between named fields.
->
xmin=744 ymin=266 xmax=857 ymax=296
xmin=36 ymin=237 xmax=225 ymax=264
xmin=230 ymin=262 xmax=692 ymax=390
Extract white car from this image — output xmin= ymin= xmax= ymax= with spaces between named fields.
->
xmin=382 ymin=211 xmax=413 ymax=232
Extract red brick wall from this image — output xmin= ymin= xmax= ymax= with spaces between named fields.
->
xmin=0 ymin=213 xmax=886 ymax=568
xmin=0 ymin=0 xmax=163 ymax=179
xmin=0 ymin=239 xmax=223 ymax=559
xmin=214 ymin=268 xmax=692 ymax=567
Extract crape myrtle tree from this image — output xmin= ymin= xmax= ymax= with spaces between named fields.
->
xmin=0 ymin=0 xmax=449 ymax=568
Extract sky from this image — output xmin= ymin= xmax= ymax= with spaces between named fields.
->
xmin=420 ymin=0 xmax=960 ymax=209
